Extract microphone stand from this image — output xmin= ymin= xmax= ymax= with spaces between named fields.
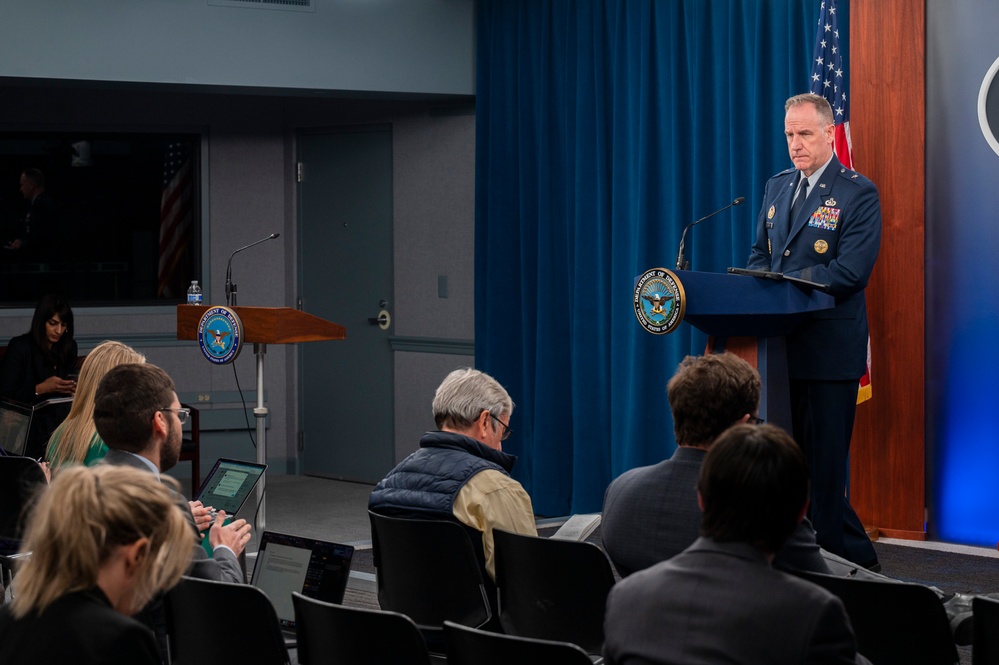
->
xmin=220 ymin=232 xmax=280 ymax=532
xmin=675 ymin=197 xmax=745 ymax=270
xmin=225 ymin=233 xmax=280 ymax=306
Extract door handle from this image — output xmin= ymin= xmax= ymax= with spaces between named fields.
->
xmin=368 ymin=310 xmax=391 ymax=330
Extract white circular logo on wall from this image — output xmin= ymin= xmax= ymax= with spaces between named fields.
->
xmin=980 ymin=56 xmax=999 ymax=157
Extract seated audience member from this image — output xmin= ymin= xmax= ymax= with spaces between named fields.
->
xmin=46 ymin=340 xmax=146 ymax=467
xmin=0 ymin=293 xmax=77 ymax=403
xmin=0 ymin=465 xmax=192 ymax=665
xmin=93 ymin=362 xmax=251 ymax=581
xmin=93 ymin=363 xmax=251 ymax=662
xmin=601 ymin=352 xmax=984 ymax=644
xmin=604 ymin=424 xmax=870 ymax=665
xmin=602 ymin=353 xmax=767 ymax=577
xmin=369 ymin=367 xmax=537 ymax=582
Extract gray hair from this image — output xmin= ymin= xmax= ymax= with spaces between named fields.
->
xmin=785 ymin=92 xmax=834 ymax=126
xmin=432 ymin=368 xmax=514 ymax=434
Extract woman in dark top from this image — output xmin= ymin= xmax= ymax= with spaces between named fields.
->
xmin=0 ymin=293 xmax=78 ymax=402
xmin=0 ymin=465 xmax=192 ymax=665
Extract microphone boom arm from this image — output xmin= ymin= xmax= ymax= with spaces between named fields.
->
xmin=225 ymin=233 xmax=280 ymax=306
xmin=674 ymin=197 xmax=745 ymax=270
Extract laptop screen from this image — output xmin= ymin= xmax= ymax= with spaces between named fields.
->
xmin=194 ymin=458 xmax=267 ymax=515
xmin=0 ymin=400 xmax=34 ymax=457
xmin=250 ymin=531 xmax=355 ymax=630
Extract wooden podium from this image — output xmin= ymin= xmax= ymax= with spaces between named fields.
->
xmin=177 ymin=306 xmax=345 ymax=529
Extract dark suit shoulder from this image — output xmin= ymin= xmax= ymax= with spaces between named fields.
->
xmin=830 ymin=164 xmax=876 ymax=191
xmin=767 ymin=166 xmax=798 ymax=184
xmin=0 ymin=588 xmax=160 ymax=665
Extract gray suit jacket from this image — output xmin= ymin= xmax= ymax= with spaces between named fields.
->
xmin=602 ymin=445 xmax=833 ymax=576
xmin=604 ymin=538 xmax=867 ymax=665
xmin=101 ymin=449 xmax=242 ymax=583
xmin=601 ymin=447 xmax=704 ymax=577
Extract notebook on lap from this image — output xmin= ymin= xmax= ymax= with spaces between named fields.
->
xmin=250 ymin=530 xmax=355 ymax=642
xmin=193 ymin=457 xmax=267 ymax=518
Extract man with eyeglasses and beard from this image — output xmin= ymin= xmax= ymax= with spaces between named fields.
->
xmin=94 ymin=363 xmax=251 ymax=662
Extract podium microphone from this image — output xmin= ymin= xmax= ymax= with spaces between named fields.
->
xmin=225 ymin=233 xmax=280 ymax=306
xmin=674 ymin=197 xmax=745 ymax=271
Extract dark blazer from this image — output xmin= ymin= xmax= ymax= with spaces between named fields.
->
xmin=0 ymin=332 xmax=78 ymax=404
xmin=101 ymin=449 xmax=242 ymax=583
xmin=603 ymin=538 xmax=868 ymax=665
xmin=0 ymin=587 xmax=160 ymax=665
xmin=747 ymin=155 xmax=881 ymax=380
xmin=601 ymin=446 xmax=704 ymax=577
xmin=601 ymin=446 xmax=831 ymax=576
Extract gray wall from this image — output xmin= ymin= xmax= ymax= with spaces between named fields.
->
xmin=0 ymin=0 xmax=476 ymax=484
xmin=0 ymin=0 xmax=474 ymax=95
xmin=0 ymin=85 xmax=476 ymax=483
xmin=392 ymin=112 xmax=476 ymax=461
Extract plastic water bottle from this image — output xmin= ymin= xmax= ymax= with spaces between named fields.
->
xmin=186 ymin=280 xmax=203 ymax=305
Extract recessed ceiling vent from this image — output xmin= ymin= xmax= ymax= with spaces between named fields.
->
xmin=208 ymin=0 xmax=314 ymax=13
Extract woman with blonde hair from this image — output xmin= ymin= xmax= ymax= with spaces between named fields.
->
xmin=46 ymin=340 xmax=145 ymax=467
xmin=0 ymin=464 xmax=191 ymax=664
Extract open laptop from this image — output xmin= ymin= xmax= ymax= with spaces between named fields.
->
xmin=0 ymin=400 xmax=34 ymax=457
xmin=193 ymin=458 xmax=267 ymax=518
xmin=250 ymin=530 xmax=355 ymax=643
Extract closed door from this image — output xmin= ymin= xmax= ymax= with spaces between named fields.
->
xmin=298 ymin=127 xmax=394 ymax=482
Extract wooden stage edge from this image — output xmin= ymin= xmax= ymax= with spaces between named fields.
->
xmin=876 ymin=527 xmax=927 ymax=542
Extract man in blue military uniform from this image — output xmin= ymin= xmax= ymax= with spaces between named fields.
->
xmin=747 ymin=92 xmax=881 ymax=568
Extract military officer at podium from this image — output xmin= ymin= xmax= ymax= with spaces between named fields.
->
xmin=746 ymin=92 xmax=882 ymax=569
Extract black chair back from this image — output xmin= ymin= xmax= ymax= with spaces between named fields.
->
xmin=974 ymin=595 xmax=999 ymax=665
xmin=292 ymin=591 xmax=432 ymax=665
xmin=368 ymin=509 xmax=491 ymax=631
xmin=795 ymin=570 xmax=958 ymax=665
xmin=0 ymin=455 xmax=46 ymax=547
xmin=493 ymin=527 xmax=614 ymax=655
xmin=444 ymin=620 xmax=594 ymax=665
xmin=164 ymin=576 xmax=290 ymax=665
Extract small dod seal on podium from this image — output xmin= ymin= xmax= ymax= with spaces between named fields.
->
xmin=197 ymin=306 xmax=244 ymax=365
xmin=633 ymin=268 xmax=686 ymax=335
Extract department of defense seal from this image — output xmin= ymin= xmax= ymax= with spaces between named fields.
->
xmin=197 ymin=306 xmax=244 ymax=365
xmin=634 ymin=268 xmax=686 ymax=335
xmin=814 ymin=239 xmax=829 ymax=254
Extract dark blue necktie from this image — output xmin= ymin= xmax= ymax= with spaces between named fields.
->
xmin=790 ymin=175 xmax=810 ymax=221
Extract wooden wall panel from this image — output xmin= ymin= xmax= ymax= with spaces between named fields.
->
xmin=849 ymin=0 xmax=926 ymax=538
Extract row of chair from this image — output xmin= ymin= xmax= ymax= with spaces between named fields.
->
xmin=163 ymin=575 xmax=593 ymax=665
xmin=368 ymin=510 xmax=616 ymax=657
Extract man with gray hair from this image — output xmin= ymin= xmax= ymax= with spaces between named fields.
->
xmin=369 ymin=367 xmax=536 ymax=582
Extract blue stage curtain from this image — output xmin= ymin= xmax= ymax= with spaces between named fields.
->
xmin=476 ymin=0 xmax=823 ymax=515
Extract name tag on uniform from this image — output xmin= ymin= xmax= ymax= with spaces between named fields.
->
xmin=808 ymin=206 xmax=841 ymax=231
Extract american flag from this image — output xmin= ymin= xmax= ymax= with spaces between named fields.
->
xmin=158 ymin=142 xmax=193 ymax=298
xmin=807 ymin=0 xmax=871 ymax=404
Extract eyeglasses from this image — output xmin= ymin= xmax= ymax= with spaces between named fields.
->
xmin=748 ymin=416 xmax=765 ymax=425
xmin=489 ymin=413 xmax=513 ymax=441
xmin=159 ymin=407 xmax=191 ymax=425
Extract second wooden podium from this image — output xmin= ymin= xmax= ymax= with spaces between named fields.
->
xmin=177 ymin=305 xmax=345 ymax=529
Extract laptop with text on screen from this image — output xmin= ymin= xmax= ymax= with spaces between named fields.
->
xmin=250 ymin=531 xmax=355 ymax=642
xmin=193 ymin=458 xmax=267 ymax=517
